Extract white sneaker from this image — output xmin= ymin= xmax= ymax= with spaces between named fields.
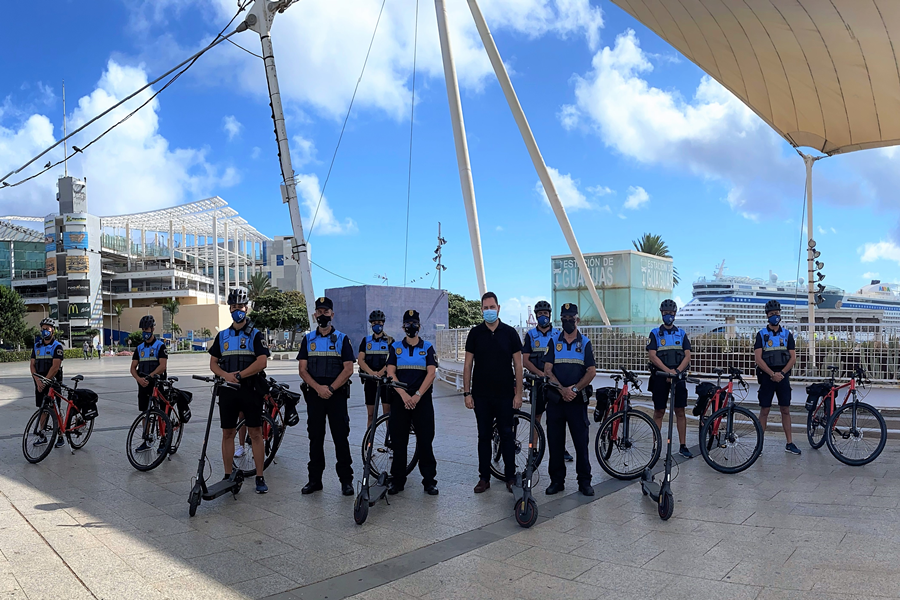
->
xmin=234 ymin=445 xmax=245 ymax=458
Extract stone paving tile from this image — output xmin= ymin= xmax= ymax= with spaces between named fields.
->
xmin=230 ymin=573 xmax=297 ymax=600
xmin=723 ymin=561 xmax=819 ymax=592
xmin=504 ymin=545 xmax=598 ymax=580
xmin=574 ymin=561 xmax=670 ymax=595
xmin=665 ymin=576 xmax=762 ymax=600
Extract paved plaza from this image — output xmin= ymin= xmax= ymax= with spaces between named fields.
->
xmin=0 ymin=354 xmax=898 ymax=599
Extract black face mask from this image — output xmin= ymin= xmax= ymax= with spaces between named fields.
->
xmin=561 ymin=319 xmax=576 ymax=334
xmin=316 ymin=315 xmax=331 ymax=328
xmin=404 ymin=323 xmax=420 ymax=337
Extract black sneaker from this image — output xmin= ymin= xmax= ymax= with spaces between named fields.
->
xmin=255 ymin=476 xmax=268 ymax=494
xmin=785 ymin=443 xmax=802 ymax=455
xmin=678 ymin=445 xmax=693 ymax=459
xmin=55 ymin=437 xmax=65 ymax=448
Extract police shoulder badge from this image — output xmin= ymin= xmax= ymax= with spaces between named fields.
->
xmin=767 ymin=340 xmax=773 ymax=347
xmin=659 ymin=338 xmax=666 ymax=346
xmin=224 ymin=342 xmax=229 ymax=351
xmin=534 ymin=341 xmax=540 ymax=348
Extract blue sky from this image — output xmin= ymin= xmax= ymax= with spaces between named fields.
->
xmin=2 ymin=0 xmax=900 ymax=324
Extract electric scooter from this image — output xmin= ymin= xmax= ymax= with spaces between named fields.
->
xmin=641 ymin=370 xmax=699 ymax=520
xmin=354 ymin=373 xmax=408 ymax=525
xmin=188 ymin=375 xmax=244 ymax=517
xmin=512 ymin=373 xmax=554 ymax=528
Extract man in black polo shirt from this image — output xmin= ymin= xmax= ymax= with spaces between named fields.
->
xmin=463 ymin=292 xmax=524 ymax=493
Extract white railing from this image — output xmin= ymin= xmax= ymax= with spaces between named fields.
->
xmin=436 ymin=322 xmax=900 ymax=383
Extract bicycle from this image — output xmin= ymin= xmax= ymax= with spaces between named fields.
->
xmin=593 ymin=367 xmax=661 ymax=480
xmin=697 ymin=367 xmax=763 ymax=474
xmin=126 ymin=375 xmax=185 ymax=471
xmin=807 ymin=366 xmax=886 ymax=466
xmin=23 ymin=375 xmax=97 ymax=464
xmin=490 ymin=386 xmax=547 ymax=481
xmin=232 ymin=378 xmax=295 ymax=477
xmin=361 ymin=401 xmax=419 ymax=481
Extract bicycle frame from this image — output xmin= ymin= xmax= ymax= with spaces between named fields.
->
xmin=706 ymin=376 xmax=739 ymax=440
xmin=604 ymin=369 xmax=641 ymax=444
xmin=815 ymin=369 xmax=860 ymax=433
xmin=35 ymin=377 xmax=84 ymax=438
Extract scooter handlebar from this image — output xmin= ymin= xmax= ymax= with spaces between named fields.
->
xmin=358 ymin=372 xmax=408 ymax=390
xmin=192 ymin=375 xmax=214 ymax=382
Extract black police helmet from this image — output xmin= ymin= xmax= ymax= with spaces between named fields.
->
xmin=139 ymin=315 xmax=156 ymax=329
xmin=534 ymin=300 xmax=551 ymax=314
xmin=369 ymin=310 xmax=386 ymax=322
xmin=660 ymin=299 xmax=678 ymax=313
xmin=765 ymin=299 xmax=781 ymax=314
xmin=227 ymin=288 xmax=250 ymax=306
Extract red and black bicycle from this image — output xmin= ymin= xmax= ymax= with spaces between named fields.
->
xmin=126 ymin=375 xmax=189 ymax=471
xmin=593 ymin=367 xmax=661 ymax=480
xmin=696 ymin=367 xmax=763 ymax=474
xmin=806 ymin=366 xmax=886 ymax=466
xmin=232 ymin=377 xmax=300 ymax=476
xmin=23 ymin=374 xmax=97 ymax=464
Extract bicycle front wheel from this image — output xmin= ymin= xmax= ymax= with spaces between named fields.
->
xmin=699 ymin=405 xmax=763 ymax=474
xmin=361 ymin=413 xmax=418 ymax=478
xmin=806 ymin=401 xmax=828 ymax=449
xmin=825 ymin=402 xmax=887 ymax=466
xmin=233 ymin=414 xmax=281 ymax=476
xmin=126 ymin=409 xmax=172 ymax=471
xmin=490 ymin=410 xmax=545 ymax=481
xmin=23 ymin=407 xmax=57 ymax=464
xmin=595 ymin=409 xmax=660 ymax=480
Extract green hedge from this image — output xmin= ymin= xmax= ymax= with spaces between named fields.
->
xmin=0 ymin=348 xmax=94 ymax=363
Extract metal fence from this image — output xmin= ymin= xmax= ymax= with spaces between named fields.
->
xmin=436 ymin=323 xmax=900 ymax=383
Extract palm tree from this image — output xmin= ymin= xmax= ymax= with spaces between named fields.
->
xmin=113 ymin=303 xmax=125 ymax=348
xmin=248 ymin=271 xmax=273 ymax=302
xmin=162 ymin=298 xmax=180 ymax=339
xmin=633 ymin=233 xmax=680 ymax=286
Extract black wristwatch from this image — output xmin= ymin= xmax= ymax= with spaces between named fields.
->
xmin=327 ymin=384 xmax=335 ymax=393
xmin=235 ymin=372 xmax=242 ymax=382
xmin=463 ymin=391 xmax=472 ymax=397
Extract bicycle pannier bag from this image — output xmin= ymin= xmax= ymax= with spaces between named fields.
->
xmin=593 ymin=387 xmax=617 ymax=422
xmin=73 ymin=389 xmax=99 ymax=420
xmin=692 ymin=382 xmax=718 ymax=416
xmin=172 ymin=388 xmax=193 ymax=423
xmin=805 ymin=382 xmax=832 ymax=413
xmin=282 ymin=390 xmax=301 ymax=427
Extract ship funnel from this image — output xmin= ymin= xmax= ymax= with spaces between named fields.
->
xmin=872 ymin=280 xmax=881 ymax=285
xmin=768 ymin=270 xmax=778 ymax=283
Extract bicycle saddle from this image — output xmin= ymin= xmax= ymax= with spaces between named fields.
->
xmin=71 ymin=375 xmax=84 ymax=382
xmin=712 ymin=368 xmax=726 ymax=375
xmin=828 ymin=365 xmax=839 ymax=372
xmin=168 ymin=376 xmax=179 ymax=382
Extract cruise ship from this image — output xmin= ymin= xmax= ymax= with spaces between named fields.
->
xmin=678 ymin=261 xmax=845 ymax=333
xmin=839 ymin=281 xmax=900 ymax=326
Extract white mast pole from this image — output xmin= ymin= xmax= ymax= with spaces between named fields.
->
xmin=245 ymin=0 xmax=316 ymax=329
xmin=803 ymin=153 xmax=816 ymax=370
xmin=62 ymin=81 xmax=67 ymax=177
xmin=434 ymin=0 xmax=487 ymax=297
xmin=465 ymin=0 xmax=610 ymax=324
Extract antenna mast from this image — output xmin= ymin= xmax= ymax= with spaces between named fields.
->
xmin=433 ymin=222 xmax=447 ymax=290
xmin=63 ymin=81 xmax=67 ymax=176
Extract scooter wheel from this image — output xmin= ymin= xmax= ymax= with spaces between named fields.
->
xmin=353 ymin=495 xmax=369 ymax=525
xmin=514 ymin=498 xmax=538 ymax=528
xmin=658 ymin=491 xmax=674 ymax=521
xmin=188 ymin=489 xmax=201 ymax=517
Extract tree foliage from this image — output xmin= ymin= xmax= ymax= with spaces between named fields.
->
xmin=251 ymin=290 xmax=309 ymax=335
xmin=163 ymin=298 xmax=181 ymax=336
xmin=449 ymin=293 xmax=483 ymax=329
xmin=248 ymin=272 xmax=273 ymax=302
xmin=633 ymin=233 xmax=680 ymax=286
xmin=0 ymin=287 xmax=28 ymax=348
xmin=127 ymin=330 xmax=143 ymax=346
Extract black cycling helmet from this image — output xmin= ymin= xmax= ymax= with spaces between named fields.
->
xmin=139 ymin=315 xmax=156 ymax=329
xmin=40 ymin=318 xmax=57 ymax=329
xmin=368 ymin=310 xmax=386 ymax=322
xmin=765 ymin=299 xmax=781 ymax=313
xmin=227 ymin=287 xmax=250 ymax=306
xmin=659 ymin=299 xmax=678 ymax=313
xmin=534 ymin=300 xmax=551 ymax=314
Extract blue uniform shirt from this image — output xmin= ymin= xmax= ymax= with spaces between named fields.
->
xmin=358 ymin=334 xmax=392 ymax=371
xmin=523 ymin=326 xmax=560 ymax=373
xmin=387 ymin=338 xmax=437 ymax=393
xmin=133 ymin=339 xmax=167 ymax=376
xmin=647 ymin=325 xmax=691 ymax=369
xmin=32 ymin=340 xmax=64 ymax=380
xmin=543 ymin=331 xmax=595 ymax=388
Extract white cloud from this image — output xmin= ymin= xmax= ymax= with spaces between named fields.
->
xmin=296 ymin=172 xmax=357 ymax=236
xmin=291 ymin=135 xmax=316 ymax=167
xmin=495 ymin=225 xmax=504 ymax=232
xmin=559 ymin=29 xmax=860 ymax=221
xmin=0 ymin=60 xmax=238 ymax=217
xmin=862 ymin=272 xmax=880 ymax=280
xmin=817 ymin=226 xmax=827 ymax=235
xmin=860 ymin=241 xmax=900 ymax=265
xmin=140 ymin=0 xmax=603 ymax=120
xmin=587 ymin=185 xmax=614 ymax=196
xmin=222 ymin=115 xmax=242 ymax=140
xmin=535 ymin=166 xmax=591 ymax=211
xmin=623 ymin=185 xmax=648 ymax=210
xmin=251 ymin=146 xmax=261 ymax=159
xmin=500 ymin=295 xmax=547 ymax=326
xmin=673 ymin=296 xmax=685 ymax=309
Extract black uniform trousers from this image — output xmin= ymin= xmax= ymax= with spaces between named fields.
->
xmin=304 ymin=384 xmax=354 ymax=484
xmin=473 ymin=395 xmax=516 ymax=481
xmin=546 ymin=399 xmax=591 ymax=486
xmin=388 ymin=391 xmax=437 ymax=488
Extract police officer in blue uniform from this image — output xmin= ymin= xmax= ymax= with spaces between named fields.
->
xmin=208 ymin=288 xmax=271 ymax=494
xmin=386 ymin=310 xmax=439 ymax=495
xmin=130 ymin=315 xmax=169 ymax=453
xmin=543 ymin=303 xmax=596 ymax=496
xmin=358 ymin=309 xmax=393 ymax=428
xmin=297 ymin=296 xmax=356 ymax=496
xmin=30 ymin=318 xmax=65 ymax=446
xmin=754 ymin=299 xmax=801 ymax=455
xmin=522 ymin=300 xmax=573 ymax=462
xmin=647 ymin=299 xmax=693 ymax=459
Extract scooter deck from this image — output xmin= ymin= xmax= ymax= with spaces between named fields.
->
xmin=202 ymin=478 xmax=242 ymax=500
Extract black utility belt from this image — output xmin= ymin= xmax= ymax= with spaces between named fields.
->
xmin=545 ymin=384 xmax=593 ymax=405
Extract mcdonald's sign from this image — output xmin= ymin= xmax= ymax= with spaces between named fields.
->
xmin=67 ymin=303 xmax=91 ymax=319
